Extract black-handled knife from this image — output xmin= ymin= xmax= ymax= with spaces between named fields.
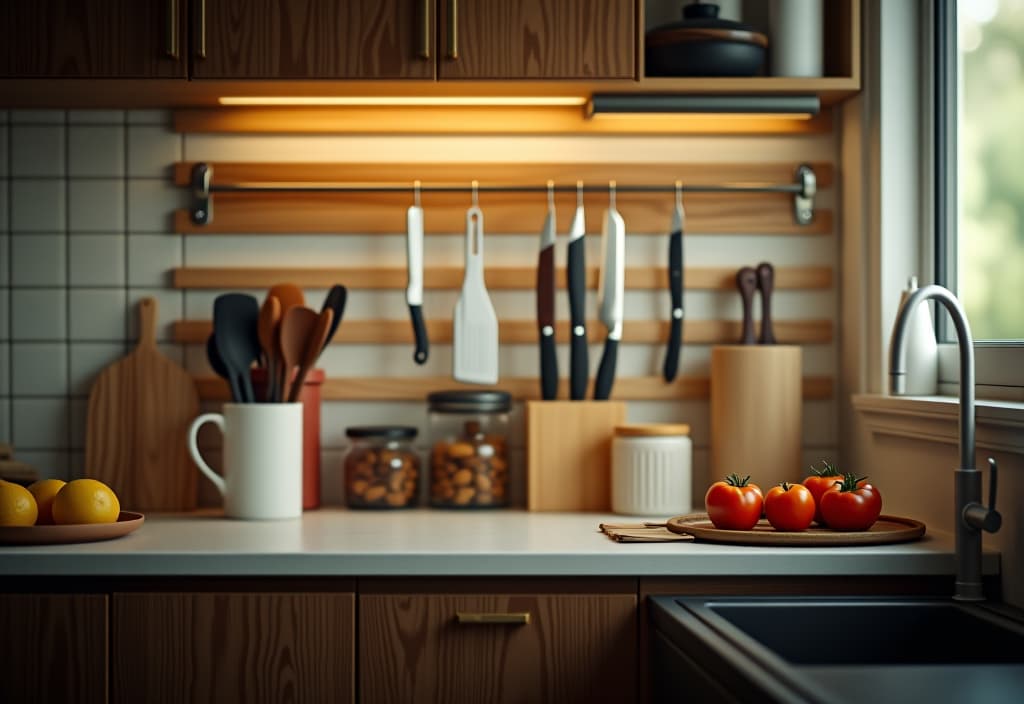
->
xmin=567 ymin=189 xmax=588 ymax=400
xmin=537 ymin=190 xmax=558 ymax=400
xmin=756 ymin=261 xmax=777 ymax=344
xmin=593 ymin=337 xmax=619 ymax=401
xmin=662 ymin=191 xmax=685 ymax=381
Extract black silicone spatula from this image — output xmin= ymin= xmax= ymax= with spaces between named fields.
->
xmin=213 ymin=293 xmax=262 ymax=403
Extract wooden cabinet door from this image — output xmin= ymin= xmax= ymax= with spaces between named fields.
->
xmin=438 ymin=0 xmax=635 ymax=79
xmin=112 ymin=592 xmax=355 ymax=704
xmin=1 ymin=0 xmax=187 ymax=78
xmin=360 ymin=593 xmax=637 ymax=704
xmin=192 ymin=0 xmax=435 ymax=79
xmin=0 ymin=594 xmax=108 ymax=704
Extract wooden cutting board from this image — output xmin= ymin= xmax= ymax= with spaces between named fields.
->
xmin=86 ymin=298 xmax=200 ymax=511
xmin=666 ymin=514 xmax=926 ymax=547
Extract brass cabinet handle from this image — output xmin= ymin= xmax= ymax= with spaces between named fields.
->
xmin=418 ymin=0 xmax=431 ymax=60
xmin=446 ymin=0 xmax=458 ymax=60
xmin=456 ymin=612 xmax=530 ymax=625
xmin=196 ymin=0 xmax=207 ymax=59
xmin=165 ymin=0 xmax=179 ymax=59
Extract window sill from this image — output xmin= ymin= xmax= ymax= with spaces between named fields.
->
xmin=852 ymin=394 xmax=1024 ymax=455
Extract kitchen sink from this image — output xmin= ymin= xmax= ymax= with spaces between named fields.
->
xmin=650 ymin=596 xmax=1024 ymax=704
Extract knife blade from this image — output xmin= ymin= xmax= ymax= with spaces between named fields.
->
xmin=663 ymin=186 xmax=686 ymax=381
xmin=567 ymin=181 xmax=588 ymax=400
xmin=406 ymin=187 xmax=429 ymax=364
xmin=537 ymin=183 xmax=558 ymax=400
xmin=594 ymin=185 xmax=625 ymax=401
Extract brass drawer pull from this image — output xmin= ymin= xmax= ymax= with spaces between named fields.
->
xmin=446 ymin=0 xmax=458 ymax=60
xmin=165 ymin=0 xmax=180 ymax=59
xmin=418 ymin=0 xmax=431 ymax=60
xmin=196 ymin=0 xmax=207 ymax=59
xmin=456 ymin=612 xmax=530 ymax=625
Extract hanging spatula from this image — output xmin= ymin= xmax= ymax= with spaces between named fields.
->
xmin=453 ymin=200 xmax=499 ymax=385
xmin=406 ymin=183 xmax=429 ymax=364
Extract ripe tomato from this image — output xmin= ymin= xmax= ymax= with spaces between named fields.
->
xmin=764 ymin=482 xmax=816 ymax=532
xmin=802 ymin=460 xmax=843 ymax=524
xmin=819 ymin=473 xmax=882 ymax=531
xmin=705 ymin=474 xmax=764 ymax=531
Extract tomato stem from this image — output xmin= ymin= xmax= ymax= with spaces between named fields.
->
xmin=835 ymin=472 xmax=868 ymax=492
xmin=725 ymin=473 xmax=753 ymax=487
xmin=808 ymin=459 xmax=841 ymax=478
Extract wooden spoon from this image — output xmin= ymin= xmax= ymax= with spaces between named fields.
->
xmin=288 ymin=307 xmax=333 ymax=402
xmin=279 ymin=306 xmax=319 ymax=403
xmin=258 ymin=295 xmax=282 ymax=402
xmin=268 ymin=283 xmax=305 ymax=315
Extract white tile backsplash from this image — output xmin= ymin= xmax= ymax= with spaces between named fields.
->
xmin=68 ymin=110 xmax=125 ymax=125
xmin=68 ymin=289 xmax=127 ymax=341
xmin=127 ymin=288 xmax=182 ymax=342
xmin=11 ymin=288 xmax=66 ymax=340
xmin=10 ymin=111 xmax=65 ymax=125
xmin=16 ymin=450 xmax=71 ymax=481
xmin=0 ymin=235 xmax=8 ymax=287
xmin=10 ymin=180 xmax=66 ymax=232
xmin=69 ymin=179 xmax=125 ymax=232
xmin=0 ymin=126 xmax=7 ymax=177
xmin=69 ymin=233 xmax=126 ymax=286
xmin=69 ymin=342 xmax=126 ymax=396
xmin=0 ymin=345 xmax=8 ymax=395
xmin=11 ymin=234 xmax=66 ymax=286
xmin=12 ymin=398 xmax=69 ymax=449
xmin=69 ymin=398 xmax=89 ymax=449
xmin=127 ymin=110 xmax=172 ymax=126
xmin=11 ymin=343 xmax=68 ymax=395
xmin=128 ymin=126 xmax=181 ymax=178
xmin=11 ymin=126 xmax=65 ymax=177
xmin=127 ymin=179 xmax=185 ymax=232
xmin=0 ymin=182 xmax=8 ymax=230
xmin=0 ymin=290 xmax=7 ymax=340
xmin=68 ymin=125 xmax=126 ymax=177
xmin=128 ymin=234 xmax=181 ymax=286
xmin=0 ymin=398 xmax=9 ymax=444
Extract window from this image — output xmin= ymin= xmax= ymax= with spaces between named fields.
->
xmin=935 ymin=0 xmax=1024 ymax=394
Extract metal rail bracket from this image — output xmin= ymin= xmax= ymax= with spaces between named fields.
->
xmin=191 ymin=163 xmax=212 ymax=225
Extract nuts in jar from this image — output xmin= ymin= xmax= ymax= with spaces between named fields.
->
xmin=430 ymin=421 xmax=509 ymax=508
xmin=344 ymin=426 xmax=420 ymax=509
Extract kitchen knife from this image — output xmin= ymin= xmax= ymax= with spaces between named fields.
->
xmin=537 ymin=181 xmax=558 ymax=400
xmin=594 ymin=183 xmax=625 ymax=401
xmin=736 ymin=266 xmax=758 ymax=344
xmin=662 ymin=184 xmax=686 ymax=381
xmin=756 ymin=261 xmax=777 ymax=344
xmin=407 ymin=184 xmax=429 ymax=364
xmin=567 ymin=181 xmax=588 ymax=400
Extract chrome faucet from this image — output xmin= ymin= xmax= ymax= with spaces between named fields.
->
xmin=889 ymin=284 xmax=1001 ymax=601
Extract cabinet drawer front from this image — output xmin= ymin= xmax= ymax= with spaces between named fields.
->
xmin=360 ymin=593 xmax=637 ymax=704
xmin=112 ymin=592 xmax=355 ymax=704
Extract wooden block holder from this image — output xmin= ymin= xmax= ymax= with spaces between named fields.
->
xmin=526 ymin=401 xmax=627 ymax=512
xmin=710 ymin=345 xmax=803 ymax=490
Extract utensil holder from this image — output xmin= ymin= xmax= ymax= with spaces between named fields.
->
xmin=251 ymin=367 xmax=324 ymax=510
xmin=710 ymin=345 xmax=802 ymax=490
xmin=526 ymin=401 xmax=626 ymax=511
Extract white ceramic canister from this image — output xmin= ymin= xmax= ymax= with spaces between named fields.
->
xmin=769 ymin=0 xmax=824 ymax=77
xmin=611 ymin=424 xmax=692 ymax=516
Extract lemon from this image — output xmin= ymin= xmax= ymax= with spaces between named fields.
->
xmin=52 ymin=479 xmax=120 ymax=525
xmin=0 ymin=481 xmax=39 ymax=526
xmin=27 ymin=479 xmax=67 ymax=525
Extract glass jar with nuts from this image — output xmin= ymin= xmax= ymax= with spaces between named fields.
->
xmin=343 ymin=426 xmax=420 ymax=509
xmin=427 ymin=390 xmax=511 ymax=509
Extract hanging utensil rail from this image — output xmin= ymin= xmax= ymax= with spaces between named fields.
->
xmin=189 ymin=163 xmax=817 ymax=226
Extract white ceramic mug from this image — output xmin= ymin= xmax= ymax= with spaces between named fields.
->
xmin=188 ymin=403 xmax=303 ymax=520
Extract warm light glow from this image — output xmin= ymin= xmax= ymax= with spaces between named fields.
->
xmin=218 ymin=96 xmax=588 ymax=107
xmin=588 ymin=112 xmax=815 ymax=121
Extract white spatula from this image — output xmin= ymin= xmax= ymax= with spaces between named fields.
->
xmin=453 ymin=205 xmax=499 ymax=384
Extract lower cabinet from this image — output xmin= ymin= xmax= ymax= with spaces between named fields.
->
xmin=112 ymin=592 xmax=356 ymax=704
xmin=359 ymin=590 xmax=638 ymax=704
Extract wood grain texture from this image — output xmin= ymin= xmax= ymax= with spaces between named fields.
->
xmin=2 ymin=0 xmax=186 ymax=78
xmin=359 ymin=593 xmax=636 ymax=704
xmin=192 ymin=374 xmax=834 ymax=402
xmin=526 ymin=400 xmax=626 ymax=511
xmin=85 ymin=297 xmax=200 ymax=511
xmin=175 ymin=318 xmax=834 ymax=345
xmin=438 ymin=0 xmax=634 ymax=79
xmin=172 ymin=265 xmax=833 ymax=291
xmin=112 ymin=592 xmax=355 ymax=704
xmin=0 ymin=594 xmax=107 ymax=704
xmin=193 ymin=0 xmax=433 ymax=79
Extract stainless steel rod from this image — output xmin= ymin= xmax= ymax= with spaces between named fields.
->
xmin=209 ymin=182 xmax=804 ymax=195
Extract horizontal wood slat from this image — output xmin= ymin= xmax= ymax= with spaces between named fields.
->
xmin=175 ymin=319 xmax=833 ymax=345
xmin=173 ymin=266 xmax=833 ymax=291
xmin=174 ymin=162 xmax=832 ymax=235
xmin=192 ymin=375 xmax=834 ymax=401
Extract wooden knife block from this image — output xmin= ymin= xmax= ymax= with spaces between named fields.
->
xmin=527 ymin=401 xmax=626 ymax=512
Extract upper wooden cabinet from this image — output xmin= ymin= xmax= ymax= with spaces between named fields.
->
xmin=192 ymin=0 xmax=435 ymax=79
xmin=0 ymin=0 xmax=187 ymax=78
xmin=437 ymin=0 xmax=635 ymax=80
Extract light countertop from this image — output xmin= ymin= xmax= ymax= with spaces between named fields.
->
xmin=0 ymin=509 xmax=998 ymax=577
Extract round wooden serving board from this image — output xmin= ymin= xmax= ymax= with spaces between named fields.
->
xmin=666 ymin=513 xmax=926 ymax=547
xmin=0 ymin=511 xmax=144 ymax=546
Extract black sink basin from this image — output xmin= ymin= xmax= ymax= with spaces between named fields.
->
xmin=650 ymin=596 xmax=1024 ymax=704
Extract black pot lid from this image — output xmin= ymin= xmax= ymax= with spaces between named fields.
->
xmin=651 ymin=1 xmax=756 ymax=33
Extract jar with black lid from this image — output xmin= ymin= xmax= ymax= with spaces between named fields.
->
xmin=427 ymin=390 xmax=511 ymax=508
xmin=344 ymin=426 xmax=420 ymax=509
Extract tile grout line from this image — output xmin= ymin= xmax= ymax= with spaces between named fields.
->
xmin=5 ymin=112 xmax=11 ymax=445
xmin=65 ymin=110 xmax=73 ymax=470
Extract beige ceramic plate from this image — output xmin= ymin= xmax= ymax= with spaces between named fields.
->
xmin=0 ymin=511 xmax=145 ymax=546
xmin=666 ymin=513 xmax=926 ymax=547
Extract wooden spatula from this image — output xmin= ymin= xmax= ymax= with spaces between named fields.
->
xmin=86 ymin=297 xmax=200 ymax=511
xmin=279 ymin=306 xmax=319 ymax=403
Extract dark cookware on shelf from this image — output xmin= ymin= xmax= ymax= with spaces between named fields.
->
xmin=645 ymin=1 xmax=768 ymax=77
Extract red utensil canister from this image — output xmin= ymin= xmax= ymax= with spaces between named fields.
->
xmin=250 ymin=367 xmax=324 ymax=510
